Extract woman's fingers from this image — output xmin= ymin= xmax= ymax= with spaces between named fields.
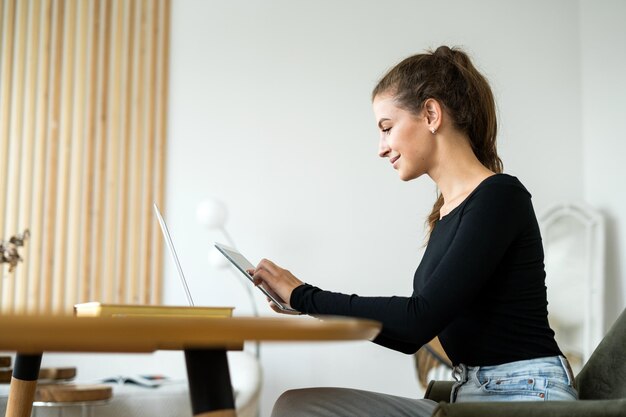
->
xmin=251 ymin=258 xmax=304 ymax=313
xmin=255 ymin=258 xmax=280 ymax=277
xmin=251 ymin=267 xmax=274 ymax=286
xmin=253 ymin=261 xmax=289 ymax=289
xmin=245 ymin=261 xmax=301 ymax=315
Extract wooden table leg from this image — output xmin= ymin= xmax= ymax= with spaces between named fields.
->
xmin=184 ymin=349 xmax=237 ymax=417
xmin=5 ymin=353 xmax=42 ymax=417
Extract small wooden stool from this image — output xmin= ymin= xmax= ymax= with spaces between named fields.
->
xmin=38 ymin=367 xmax=77 ymax=382
xmin=0 ymin=364 xmax=111 ymax=417
xmin=1 ymin=366 xmax=77 ymax=384
xmin=33 ymin=384 xmax=113 ymax=417
xmin=0 ymin=356 xmax=11 ymax=368
xmin=0 ymin=356 xmax=12 ymax=385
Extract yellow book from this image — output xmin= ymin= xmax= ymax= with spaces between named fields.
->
xmin=74 ymin=302 xmax=234 ymax=318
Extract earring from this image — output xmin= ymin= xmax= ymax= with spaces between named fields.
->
xmin=430 ymin=127 xmax=437 ymax=134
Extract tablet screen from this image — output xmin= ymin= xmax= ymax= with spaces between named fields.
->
xmin=214 ymin=243 xmax=299 ymax=313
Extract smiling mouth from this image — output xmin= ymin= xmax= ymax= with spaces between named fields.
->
xmin=390 ymin=155 xmax=400 ymax=166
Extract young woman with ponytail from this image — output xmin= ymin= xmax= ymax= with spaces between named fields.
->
xmin=253 ymin=46 xmax=578 ymax=417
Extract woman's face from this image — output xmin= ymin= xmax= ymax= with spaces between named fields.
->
xmin=372 ymin=94 xmax=435 ymax=181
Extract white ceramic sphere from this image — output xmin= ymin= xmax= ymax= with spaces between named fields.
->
xmin=196 ymin=198 xmax=228 ymax=228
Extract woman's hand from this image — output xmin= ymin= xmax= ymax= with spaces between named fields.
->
xmin=248 ymin=258 xmax=304 ymax=314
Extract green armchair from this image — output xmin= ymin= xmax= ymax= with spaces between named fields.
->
xmin=424 ymin=308 xmax=626 ymax=416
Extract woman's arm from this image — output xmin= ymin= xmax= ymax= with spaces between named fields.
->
xmin=255 ymin=181 xmax=533 ymax=353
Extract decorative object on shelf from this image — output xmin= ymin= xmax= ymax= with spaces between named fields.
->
xmin=540 ymin=202 xmax=605 ymax=373
xmin=0 ymin=229 xmax=30 ymax=273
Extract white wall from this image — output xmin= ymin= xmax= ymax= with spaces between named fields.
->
xmin=37 ymin=2 xmax=624 ymax=417
xmin=580 ymin=0 xmax=626 ymax=327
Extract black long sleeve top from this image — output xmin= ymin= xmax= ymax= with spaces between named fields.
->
xmin=290 ymin=174 xmax=562 ymax=366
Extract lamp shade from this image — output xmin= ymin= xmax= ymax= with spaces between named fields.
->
xmin=196 ymin=198 xmax=228 ymax=229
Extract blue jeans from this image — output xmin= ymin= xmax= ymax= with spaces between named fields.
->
xmin=451 ymin=356 xmax=579 ymax=403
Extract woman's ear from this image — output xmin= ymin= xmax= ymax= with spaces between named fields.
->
xmin=423 ymin=98 xmax=442 ymax=133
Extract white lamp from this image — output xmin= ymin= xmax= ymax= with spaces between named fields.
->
xmin=196 ymin=198 xmax=228 ymax=229
xmin=197 ymin=198 xmax=239 ymax=267
xmin=197 ymin=197 xmax=260 ymax=357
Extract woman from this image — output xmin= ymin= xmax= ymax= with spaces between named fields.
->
xmin=252 ymin=45 xmax=578 ymax=417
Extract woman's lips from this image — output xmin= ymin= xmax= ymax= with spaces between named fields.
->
xmin=390 ymin=155 xmax=400 ymax=168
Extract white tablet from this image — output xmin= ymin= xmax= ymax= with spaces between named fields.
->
xmin=214 ymin=243 xmax=299 ymax=313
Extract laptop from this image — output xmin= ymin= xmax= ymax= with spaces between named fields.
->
xmin=153 ymin=203 xmax=195 ymax=306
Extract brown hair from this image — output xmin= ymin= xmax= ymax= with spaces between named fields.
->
xmin=372 ymin=45 xmax=503 ymax=237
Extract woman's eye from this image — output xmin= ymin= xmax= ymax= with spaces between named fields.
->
xmin=382 ymin=127 xmax=391 ymax=134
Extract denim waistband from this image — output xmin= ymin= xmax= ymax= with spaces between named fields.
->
xmin=452 ymin=356 xmax=576 ymax=388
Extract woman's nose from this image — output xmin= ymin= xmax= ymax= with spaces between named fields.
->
xmin=378 ymin=136 xmax=390 ymax=158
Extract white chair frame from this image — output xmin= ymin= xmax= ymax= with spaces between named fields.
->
xmin=540 ymin=202 xmax=605 ymax=363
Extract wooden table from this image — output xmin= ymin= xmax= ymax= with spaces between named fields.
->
xmin=0 ymin=315 xmax=381 ymax=417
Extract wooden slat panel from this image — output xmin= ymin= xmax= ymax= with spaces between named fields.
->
xmin=2 ymin=0 xmax=28 ymax=313
xmin=0 ymin=0 xmax=5 ymax=58
xmin=139 ymin=0 xmax=158 ymax=304
xmin=28 ymin=0 xmax=53 ymax=314
xmin=79 ymin=0 xmax=101 ymax=304
xmin=91 ymin=0 xmax=113 ymax=303
xmin=1 ymin=0 xmax=169 ymax=312
xmin=128 ymin=0 xmax=147 ymax=304
xmin=51 ymin=0 xmax=77 ymax=313
xmin=116 ymin=0 xmax=135 ymax=303
xmin=65 ymin=0 xmax=90 ymax=310
xmin=40 ymin=0 xmax=66 ymax=313
xmin=152 ymin=0 xmax=170 ymax=304
xmin=15 ymin=0 xmax=43 ymax=314
xmin=102 ymin=0 xmax=124 ymax=303
xmin=0 ymin=0 xmax=16 ymax=244
xmin=0 ymin=0 xmax=17 ymax=309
